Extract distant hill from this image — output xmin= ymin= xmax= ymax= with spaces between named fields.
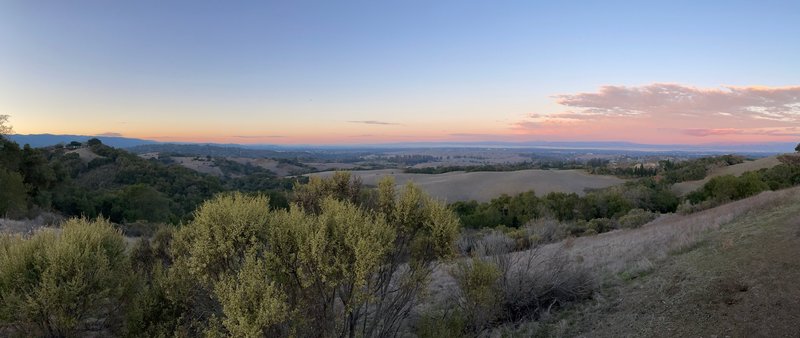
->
xmin=8 ymin=134 xmax=156 ymax=148
xmin=128 ymin=143 xmax=316 ymax=159
xmin=671 ymin=155 xmax=785 ymax=195
xmin=308 ymin=168 xmax=626 ymax=202
xmin=9 ymin=134 xmax=796 ymax=155
xmin=332 ymin=141 xmax=797 ymax=154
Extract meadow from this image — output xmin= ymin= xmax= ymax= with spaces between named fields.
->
xmin=308 ymin=169 xmax=626 ymax=202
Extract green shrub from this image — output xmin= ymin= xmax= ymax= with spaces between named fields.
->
xmin=212 ymin=254 xmax=289 ymax=337
xmin=162 ymin=177 xmax=460 ymax=337
xmin=586 ymin=218 xmax=616 ymax=233
xmin=690 ymin=173 xmax=769 ymax=204
xmin=0 ymin=218 xmax=135 ymax=336
xmin=415 ymin=308 xmax=467 ymax=338
xmin=0 ymin=168 xmax=27 ymax=217
xmin=618 ymin=208 xmax=658 ymax=229
xmin=451 ymin=258 xmax=503 ymax=331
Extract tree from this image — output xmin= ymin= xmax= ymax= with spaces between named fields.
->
xmin=0 ymin=169 xmax=27 ymax=217
xmin=87 ymin=138 xmax=102 ymax=146
xmin=0 ymin=114 xmax=12 ymax=138
xmin=109 ymin=184 xmax=173 ymax=223
xmin=795 ymin=142 xmax=800 ymax=153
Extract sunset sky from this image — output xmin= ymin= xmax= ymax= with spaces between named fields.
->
xmin=2 ymin=1 xmax=799 ymax=145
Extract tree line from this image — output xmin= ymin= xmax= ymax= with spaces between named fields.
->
xmin=0 ymin=135 xmax=298 ymax=223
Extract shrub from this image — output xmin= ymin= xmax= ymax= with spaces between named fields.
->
xmin=415 ymin=308 xmax=466 ymax=338
xmin=496 ymin=252 xmax=594 ymax=323
xmin=690 ymin=173 xmax=770 ymax=204
xmin=618 ymin=208 xmax=658 ymax=229
xmin=526 ymin=218 xmax=568 ymax=244
xmin=451 ymin=258 xmax=503 ymax=331
xmin=586 ymin=218 xmax=616 ymax=233
xmin=162 ymin=177 xmax=460 ymax=337
xmin=212 ymin=254 xmax=289 ymax=337
xmin=0 ymin=218 xmax=135 ymax=336
xmin=448 ymin=249 xmax=595 ymax=334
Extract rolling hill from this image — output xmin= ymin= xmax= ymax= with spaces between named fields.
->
xmin=8 ymin=134 xmax=156 ymax=148
xmin=308 ymin=169 xmax=626 ymax=202
xmin=672 ymin=156 xmax=784 ymax=195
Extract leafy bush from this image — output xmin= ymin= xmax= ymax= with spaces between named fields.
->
xmin=149 ymin=176 xmax=460 ymax=337
xmin=688 ymin=173 xmax=769 ymax=204
xmin=0 ymin=218 xmax=135 ymax=336
xmin=0 ymin=168 xmax=27 ymax=217
xmin=451 ymin=258 xmax=503 ymax=331
xmin=586 ymin=217 xmax=616 ymax=233
xmin=618 ymin=208 xmax=658 ymax=229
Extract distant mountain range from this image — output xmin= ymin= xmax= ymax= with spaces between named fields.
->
xmin=7 ymin=133 xmax=796 ymax=154
xmin=8 ymin=134 xmax=157 ymax=148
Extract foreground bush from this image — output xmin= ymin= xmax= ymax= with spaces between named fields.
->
xmin=142 ymin=174 xmax=460 ymax=337
xmin=0 ymin=218 xmax=135 ymax=336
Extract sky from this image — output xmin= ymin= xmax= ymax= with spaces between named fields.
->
xmin=1 ymin=0 xmax=799 ymax=145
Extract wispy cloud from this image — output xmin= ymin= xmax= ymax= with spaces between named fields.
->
xmin=347 ymin=120 xmax=402 ymax=126
xmin=96 ymin=132 xmax=123 ymax=137
xmin=512 ymin=83 xmax=800 ymax=142
xmin=231 ymin=135 xmax=285 ymax=138
xmin=449 ymin=133 xmax=503 ymax=138
xmin=552 ymin=83 xmax=800 ymax=122
xmin=682 ymin=127 xmax=800 ymax=137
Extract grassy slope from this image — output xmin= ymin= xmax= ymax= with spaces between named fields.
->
xmin=561 ymin=188 xmax=800 ymax=337
xmin=309 ymin=169 xmax=625 ymax=202
xmin=672 ymin=156 xmax=782 ymax=196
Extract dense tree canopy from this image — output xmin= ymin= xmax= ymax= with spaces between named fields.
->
xmin=0 ymin=137 xmax=296 ymax=223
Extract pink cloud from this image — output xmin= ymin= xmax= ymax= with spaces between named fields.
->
xmin=552 ymin=83 xmax=800 ymax=122
xmin=513 ymin=83 xmax=800 ymax=143
xmin=682 ymin=127 xmax=800 ymax=137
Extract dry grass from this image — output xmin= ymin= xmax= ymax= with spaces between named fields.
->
xmin=66 ymin=148 xmax=104 ymax=162
xmin=565 ymin=187 xmax=800 ymax=337
xmin=672 ymin=155 xmax=782 ymax=196
xmin=549 ymin=186 xmax=800 ymax=276
xmin=427 ymin=186 xmax=800 ymax=313
xmin=171 ymin=157 xmax=224 ymax=176
xmin=308 ymin=169 xmax=625 ymax=202
xmin=0 ymin=212 xmax=63 ymax=235
xmin=229 ymin=157 xmax=307 ymax=176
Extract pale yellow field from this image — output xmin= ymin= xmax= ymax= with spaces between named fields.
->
xmin=172 ymin=157 xmax=224 ymax=176
xmin=66 ymin=148 xmax=104 ymax=162
xmin=308 ymin=169 xmax=626 ymax=202
xmin=229 ymin=157 xmax=306 ymax=176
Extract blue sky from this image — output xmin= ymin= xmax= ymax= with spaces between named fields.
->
xmin=2 ymin=0 xmax=799 ymax=144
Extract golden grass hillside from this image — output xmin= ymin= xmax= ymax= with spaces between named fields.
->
xmin=308 ymin=169 xmax=626 ymax=202
xmin=440 ymin=186 xmax=800 ymax=336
